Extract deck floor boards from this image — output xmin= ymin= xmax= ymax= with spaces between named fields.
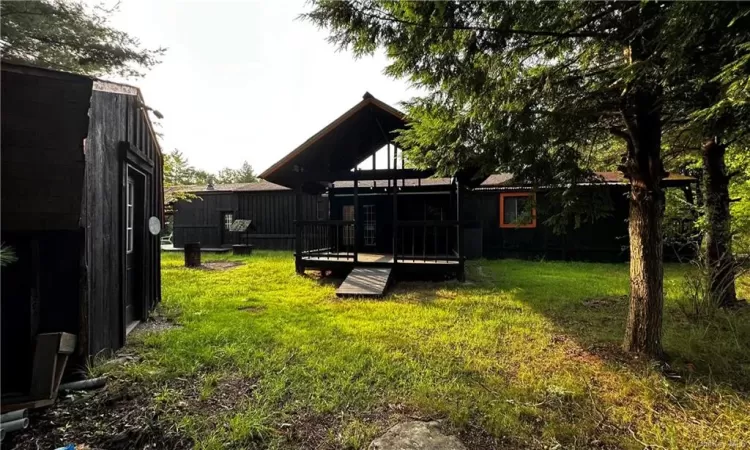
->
xmin=303 ymin=252 xmax=459 ymax=265
xmin=336 ymin=267 xmax=392 ymax=297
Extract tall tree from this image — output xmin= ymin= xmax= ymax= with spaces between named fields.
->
xmin=164 ymin=149 xmax=211 ymax=186
xmin=659 ymin=3 xmax=750 ymax=307
xmin=307 ymin=1 xmax=690 ymax=356
xmin=1 ymin=0 xmax=164 ymax=77
xmin=216 ymin=162 xmax=258 ymax=184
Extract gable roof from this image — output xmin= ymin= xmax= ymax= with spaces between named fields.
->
xmin=260 ymin=92 xmax=406 ymax=188
xmin=1 ymin=61 xmax=162 ymax=156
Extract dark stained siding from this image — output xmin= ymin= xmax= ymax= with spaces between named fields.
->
xmin=84 ymin=90 xmax=128 ymax=354
xmin=172 ymin=190 xmax=322 ymax=249
xmin=173 ymin=192 xmax=238 ymax=247
xmin=84 ymin=89 xmax=163 ymax=355
xmin=1 ymin=69 xmax=91 ymax=230
xmin=238 ymin=191 xmax=321 ymax=250
xmin=0 ymin=69 xmax=92 ymax=393
xmin=465 ymin=187 xmax=631 ymax=262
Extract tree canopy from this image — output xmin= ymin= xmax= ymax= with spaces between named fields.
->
xmin=164 ymin=150 xmax=258 ymax=186
xmin=216 ymin=162 xmax=258 ymax=184
xmin=0 ymin=0 xmax=164 ymax=77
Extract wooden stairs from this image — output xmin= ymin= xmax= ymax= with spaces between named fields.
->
xmin=335 ymin=267 xmax=392 ymax=298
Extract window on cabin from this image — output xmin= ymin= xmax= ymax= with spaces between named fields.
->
xmin=223 ymin=212 xmax=234 ymax=230
xmin=363 ymin=204 xmax=376 ymax=246
xmin=499 ymin=193 xmax=536 ymax=228
xmin=343 ymin=205 xmax=355 ymax=246
xmin=126 ymin=177 xmax=134 ymax=253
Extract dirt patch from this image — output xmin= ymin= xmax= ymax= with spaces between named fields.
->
xmin=182 ymin=374 xmax=257 ymax=415
xmin=582 ymin=296 xmax=625 ymax=309
xmin=200 ymin=261 xmax=243 ymax=271
xmin=9 ymin=382 xmax=192 ymax=450
xmin=134 ymin=314 xmax=181 ymax=334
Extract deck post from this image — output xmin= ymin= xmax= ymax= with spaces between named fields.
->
xmin=456 ymin=179 xmax=465 ymax=281
xmin=295 ymin=184 xmax=303 ymax=274
xmin=353 ymin=173 xmax=359 ymax=263
xmin=392 ymin=144 xmax=398 ymax=264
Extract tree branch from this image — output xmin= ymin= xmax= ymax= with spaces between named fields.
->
xmin=351 ymin=1 xmax=612 ymax=40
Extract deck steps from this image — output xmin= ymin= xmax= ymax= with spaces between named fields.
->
xmin=336 ymin=267 xmax=392 ymax=298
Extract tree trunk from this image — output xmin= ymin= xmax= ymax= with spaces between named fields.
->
xmin=624 ymin=179 xmax=665 ymax=356
xmin=702 ymin=138 xmax=737 ymax=307
xmin=620 ymin=84 xmax=666 ymax=357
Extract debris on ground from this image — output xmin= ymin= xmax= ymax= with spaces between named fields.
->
xmin=369 ymin=421 xmax=467 ymax=450
xmin=200 ymin=261 xmax=243 ymax=271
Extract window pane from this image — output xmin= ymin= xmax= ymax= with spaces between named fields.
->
xmin=503 ymin=197 xmax=517 ymax=224
xmin=515 ymin=197 xmax=529 ymax=223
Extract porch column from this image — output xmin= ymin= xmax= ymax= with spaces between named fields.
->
xmin=456 ymin=179 xmax=465 ymax=281
xmin=392 ymin=143 xmax=398 ymax=263
xmin=295 ymin=184 xmax=303 ymax=274
xmin=353 ymin=174 xmax=359 ymax=263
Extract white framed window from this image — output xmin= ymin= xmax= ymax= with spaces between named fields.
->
xmin=224 ymin=212 xmax=234 ymax=230
xmin=126 ymin=177 xmax=134 ymax=253
xmin=363 ymin=204 xmax=376 ymax=246
xmin=343 ymin=205 xmax=354 ymax=246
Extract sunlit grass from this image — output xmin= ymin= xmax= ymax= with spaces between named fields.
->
xmin=110 ymin=251 xmax=750 ymax=449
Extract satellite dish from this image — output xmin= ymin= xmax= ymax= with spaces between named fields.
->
xmin=148 ymin=216 xmax=161 ymax=235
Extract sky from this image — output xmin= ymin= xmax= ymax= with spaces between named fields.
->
xmin=100 ymin=0 xmax=418 ymax=175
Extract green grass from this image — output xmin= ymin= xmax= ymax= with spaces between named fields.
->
xmin=109 ymin=252 xmax=750 ymax=449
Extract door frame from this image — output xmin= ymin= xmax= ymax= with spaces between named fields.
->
xmin=219 ymin=209 xmax=235 ymax=247
xmin=119 ymin=142 xmax=153 ymax=345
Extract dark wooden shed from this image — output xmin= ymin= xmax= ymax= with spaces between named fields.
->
xmin=169 ymin=181 xmax=323 ymax=250
xmin=1 ymin=63 xmax=164 ymax=396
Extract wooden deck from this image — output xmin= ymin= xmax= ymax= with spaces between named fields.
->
xmin=161 ymin=246 xmax=231 ymax=253
xmin=336 ymin=267 xmax=392 ymax=297
xmin=302 ymin=252 xmax=459 ymax=265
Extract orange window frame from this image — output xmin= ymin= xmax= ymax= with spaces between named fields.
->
xmin=499 ymin=192 xmax=537 ymax=228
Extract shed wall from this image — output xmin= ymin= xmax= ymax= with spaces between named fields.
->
xmin=0 ymin=69 xmax=92 ymax=393
xmin=83 ymin=89 xmax=163 ymax=356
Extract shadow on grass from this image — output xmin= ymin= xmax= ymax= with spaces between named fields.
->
xmin=437 ymin=259 xmax=750 ymax=395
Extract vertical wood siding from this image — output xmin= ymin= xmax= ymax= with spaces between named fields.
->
xmin=85 ymin=90 xmax=162 ymax=355
xmin=173 ymin=191 xmax=323 ymax=249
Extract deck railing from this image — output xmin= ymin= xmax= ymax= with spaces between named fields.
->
xmin=394 ymin=220 xmax=461 ymax=263
xmin=297 ymin=220 xmax=354 ymax=260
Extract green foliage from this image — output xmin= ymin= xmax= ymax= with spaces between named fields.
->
xmin=0 ymin=0 xmax=164 ymax=77
xmin=305 ymin=2 xmax=657 ymax=176
xmin=0 ymin=243 xmax=17 ymax=267
xmin=163 ymin=149 xmax=212 ymax=186
xmin=215 ymin=162 xmax=258 ymax=184
xmin=164 ymin=150 xmax=257 ymax=187
xmin=727 ymin=145 xmax=750 ymax=249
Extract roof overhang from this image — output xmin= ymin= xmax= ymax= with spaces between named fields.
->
xmin=260 ymin=93 xmax=406 ymax=189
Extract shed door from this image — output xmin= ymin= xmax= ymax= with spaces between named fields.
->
xmin=125 ymin=173 xmax=144 ymax=327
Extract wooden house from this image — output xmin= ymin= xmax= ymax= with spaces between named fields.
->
xmin=167 ymin=182 xmax=323 ymax=250
xmin=1 ymin=63 xmax=163 ymax=398
xmin=260 ymin=93 xmax=466 ymax=295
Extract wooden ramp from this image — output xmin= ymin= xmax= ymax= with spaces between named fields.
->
xmin=336 ymin=267 xmax=392 ymax=298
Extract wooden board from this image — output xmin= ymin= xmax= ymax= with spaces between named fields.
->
xmin=336 ymin=267 xmax=392 ymax=298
